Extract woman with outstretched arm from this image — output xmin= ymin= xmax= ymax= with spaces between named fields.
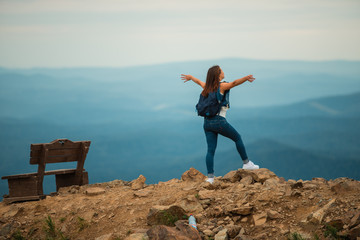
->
xmin=181 ymin=65 xmax=259 ymax=184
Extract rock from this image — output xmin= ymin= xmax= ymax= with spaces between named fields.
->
xmin=146 ymin=220 xmax=201 ymax=240
xmin=239 ymin=169 xmax=277 ymax=183
xmin=81 ymin=211 xmax=96 ymax=222
xmin=203 ymin=229 xmax=215 ymax=237
xmin=146 ymin=225 xmax=185 ymax=240
xmin=253 ymin=213 xmax=267 ymax=226
xmin=291 ymin=190 xmax=302 ymax=197
xmin=181 ymin=168 xmax=206 ymax=182
xmin=124 ymin=233 xmax=149 ymax=240
xmin=231 ymin=206 xmax=253 ymax=216
xmin=198 ymin=190 xmax=214 ymax=200
xmin=131 ymin=175 xmax=146 ymax=190
xmin=147 ymin=205 xmax=187 ymax=226
xmin=347 ymin=224 xmax=360 ymax=240
xmin=307 ymin=198 xmax=336 ymax=224
xmin=234 ymin=233 xmax=253 ymax=240
xmin=215 ymin=228 xmax=228 ymax=240
xmin=85 ymin=187 xmax=106 ymax=196
xmin=291 ymin=182 xmax=303 ymax=189
xmin=349 ymin=211 xmax=360 ymax=228
xmin=326 ymin=219 xmax=345 ymax=231
xmin=134 ymin=189 xmax=152 ymax=198
xmin=0 ymin=223 xmax=13 ymax=237
xmin=267 ymin=210 xmax=282 ymax=220
xmin=175 ymin=220 xmax=202 ymax=239
xmin=227 ymin=225 xmax=241 ymax=238
xmin=3 ymin=206 xmax=24 ymax=218
xmin=264 ymin=178 xmax=280 ymax=189
xmin=240 ymin=176 xmax=253 ymax=185
xmin=177 ymin=195 xmax=203 ymax=213
xmin=223 ymin=170 xmax=241 ymax=183
xmin=208 ymin=206 xmax=224 ymax=217
xmin=95 ymin=233 xmax=113 ymax=240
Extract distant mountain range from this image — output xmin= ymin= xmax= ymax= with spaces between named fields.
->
xmin=0 ymin=59 xmax=359 ymax=199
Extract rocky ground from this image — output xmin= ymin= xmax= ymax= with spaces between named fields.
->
xmin=1 ymin=168 xmax=360 ymax=240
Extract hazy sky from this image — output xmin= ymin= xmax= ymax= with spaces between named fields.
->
xmin=0 ymin=0 xmax=359 ymax=68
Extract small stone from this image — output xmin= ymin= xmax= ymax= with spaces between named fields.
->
xmin=215 ymin=228 xmax=228 ymax=240
xmin=124 ymin=233 xmax=149 ymax=240
xmin=227 ymin=225 xmax=241 ymax=238
xmin=181 ymin=167 xmax=206 ymax=182
xmin=95 ymin=233 xmax=113 ymax=240
xmin=253 ymin=213 xmax=267 ymax=226
xmin=240 ymin=175 xmax=253 ymax=185
xmin=203 ymin=229 xmax=215 ymax=237
xmin=307 ymin=199 xmax=336 ymax=224
xmin=291 ymin=182 xmax=303 ymax=189
xmin=223 ymin=170 xmax=241 ymax=183
xmin=131 ymin=175 xmax=146 ymax=190
xmin=267 ymin=210 xmax=282 ymax=220
xmin=231 ymin=206 xmax=253 ymax=216
xmin=85 ymin=187 xmax=106 ymax=196
xmin=134 ymin=189 xmax=151 ymax=198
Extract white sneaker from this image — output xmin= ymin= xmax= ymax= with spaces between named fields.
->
xmin=206 ymin=177 xmax=214 ymax=184
xmin=243 ymin=160 xmax=259 ymax=170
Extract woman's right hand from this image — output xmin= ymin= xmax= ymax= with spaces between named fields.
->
xmin=181 ymin=74 xmax=193 ymax=83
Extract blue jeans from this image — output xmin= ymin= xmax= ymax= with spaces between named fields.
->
xmin=203 ymin=115 xmax=248 ymax=176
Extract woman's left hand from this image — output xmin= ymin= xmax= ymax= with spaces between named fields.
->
xmin=181 ymin=74 xmax=193 ymax=83
xmin=247 ymin=75 xmax=255 ymax=82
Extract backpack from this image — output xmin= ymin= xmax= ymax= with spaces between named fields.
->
xmin=196 ymin=87 xmax=225 ymax=117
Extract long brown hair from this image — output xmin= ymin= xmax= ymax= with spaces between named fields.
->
xmin=201 ymin=65 xmax=221 ymax=97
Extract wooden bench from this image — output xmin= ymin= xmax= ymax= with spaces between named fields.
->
xmin=2 ymin=139 xmax=91 ymax=204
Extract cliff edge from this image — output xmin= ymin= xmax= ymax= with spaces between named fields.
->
xmin=1 ymin=168 xmax=360 ymax=240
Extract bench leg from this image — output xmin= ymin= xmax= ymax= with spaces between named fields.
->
xmin=55 ymin=171 xmax=88 ymax=191
xmin=3 ymin=177 xmax=45 ymax=203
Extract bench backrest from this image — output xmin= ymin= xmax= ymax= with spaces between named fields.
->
xmin=30 ymin=139 xmax=91 ymax=165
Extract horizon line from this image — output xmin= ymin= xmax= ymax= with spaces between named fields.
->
xmin=1 ymin=57 xmax=360 ymax=70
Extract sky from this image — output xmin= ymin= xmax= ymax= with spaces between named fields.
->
xmin=0 ymin=0 xmax=360 ymax=68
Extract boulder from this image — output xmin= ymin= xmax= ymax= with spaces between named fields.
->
xmin=181 ymin=168 xmax=206 ymax=182
xmin=131 ymin=175 xmax=146 ymax=190
xmin=147 ymin=205 xmax=187 ymax=226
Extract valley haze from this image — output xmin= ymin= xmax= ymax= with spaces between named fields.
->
xmin=0 ymin=58 xmax=359 ymax=199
